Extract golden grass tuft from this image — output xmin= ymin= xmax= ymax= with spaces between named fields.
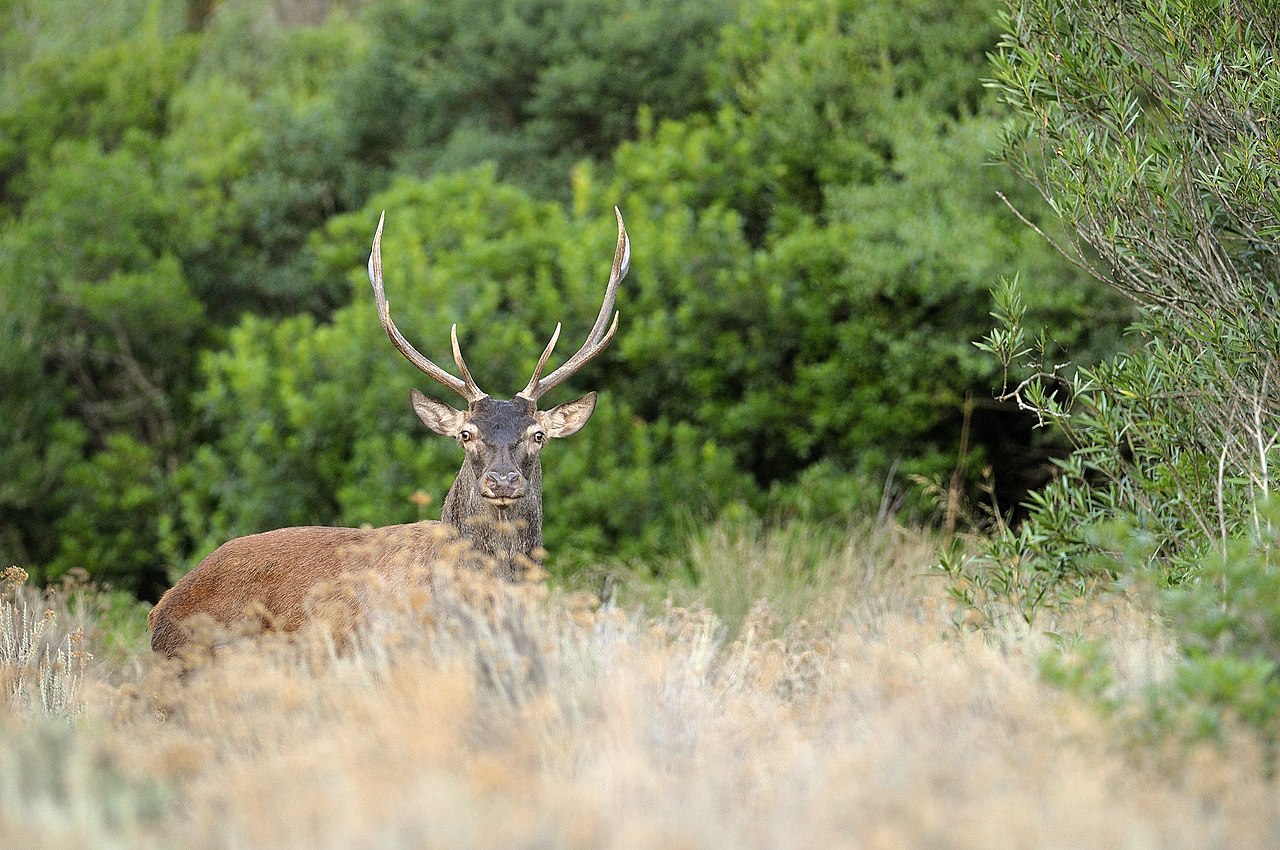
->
xmin=1 ymin=524 xmax=1276 ymax=848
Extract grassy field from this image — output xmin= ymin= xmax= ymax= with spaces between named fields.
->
xmin=2 ymin=521 xmax=1277 ymax=849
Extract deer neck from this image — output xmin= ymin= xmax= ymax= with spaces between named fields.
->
xmin=441 ymin=462 xmax=543 ymax=582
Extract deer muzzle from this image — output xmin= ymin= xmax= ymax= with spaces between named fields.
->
xmin=481 ymin=469 xmax=527 ymax=502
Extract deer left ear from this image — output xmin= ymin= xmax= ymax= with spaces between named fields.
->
xmin=411 ymin=389 xmax=467 ymax=436
xmin=540 ymin=392 xmax=597 ymax=438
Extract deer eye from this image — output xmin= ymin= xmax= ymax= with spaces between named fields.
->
xmin=459 ymin=429 xmax=474 ymax=443
xmin=532 ymin=430 xmax=546 ymax=444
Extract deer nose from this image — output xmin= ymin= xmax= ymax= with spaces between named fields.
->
xmin=481 ymin=469 xmax=526 ymax=500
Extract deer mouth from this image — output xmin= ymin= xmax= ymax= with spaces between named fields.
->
xmin=480 ymin=489 xmax=526 ymax=505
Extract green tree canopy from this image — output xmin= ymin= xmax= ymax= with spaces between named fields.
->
xmin=340 ymin=0 xmax=731 ymax=199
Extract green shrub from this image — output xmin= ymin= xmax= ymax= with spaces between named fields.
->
xmin=339 ymin=0 xmax=730 ymax=199
xmin=1032 ymin=509 xmax=1280 ymax=745
xmin=955 ymin=0 xmax=1280 ymax=611
xmin=0 ymin=0 xmax=368 ymax=586
xmin=593 ymin=0 xmax=1114 ymax=509
xmin=950 ymin=0 xmax=1280 ymax=742
xmin=0 ymin=10 xmax=196 ymax=202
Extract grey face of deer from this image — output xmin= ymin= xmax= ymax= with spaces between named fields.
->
xmin=410 ymin=390 xmax=597 ymax=506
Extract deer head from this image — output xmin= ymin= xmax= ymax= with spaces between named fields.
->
xmin=368 ymin=208 xmax=630 ymax=573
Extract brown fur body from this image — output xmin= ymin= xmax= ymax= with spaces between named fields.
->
xmin=148 ymin=522 xmax=453 ymax=657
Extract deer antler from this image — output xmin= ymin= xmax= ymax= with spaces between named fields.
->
xmin=518 ymin=207 xmax=630 ymax=401
xmin=369 ymin=211 xmax=487 ymax=402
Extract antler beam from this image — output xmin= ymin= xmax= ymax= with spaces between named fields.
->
xmin=368 ymin=212 xmax=487 ymax=403
xmin=518 ymin=207 xmax=630 ymax=401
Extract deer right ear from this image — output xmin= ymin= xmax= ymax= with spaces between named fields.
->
xmin=540 ymin=392 xmax=597 ymax=438
xmin=410 ymin=389 xmax=466 ymax=436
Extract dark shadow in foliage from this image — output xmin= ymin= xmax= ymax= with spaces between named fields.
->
xmin=338 ymin=0 xmax=730 ymax=201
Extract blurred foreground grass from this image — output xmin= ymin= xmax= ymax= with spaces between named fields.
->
xmin=2 ymin=520 xmax=1274 ymax=849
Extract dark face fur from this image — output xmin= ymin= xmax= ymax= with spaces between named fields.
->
xmin=410 ymin=389 xmax=597 ymax=509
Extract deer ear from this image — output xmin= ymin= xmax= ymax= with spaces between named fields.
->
xmin=540 ymin=392 xmax=597 ymax=439
xmin=411 ymin=389 xmax=466 ymax=436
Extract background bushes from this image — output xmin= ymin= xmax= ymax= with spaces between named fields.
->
xmin=1 ymin=0 xmax=1119 ymax=595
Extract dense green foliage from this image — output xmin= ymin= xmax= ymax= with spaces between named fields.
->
xmin=605 ymin=0 xmax=1110 ymax=493
xmin=342 ymin=0 xmax=729 ymax=199
xmin=951 ymin=0 xmax=1280 ymax=740
xmin=1 ymin=0 xmax=1110 ymax=596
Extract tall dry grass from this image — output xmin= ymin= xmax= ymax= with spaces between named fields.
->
xmin=1 ymin=567 xmax=93 ymax=718
xmin=2 ymin=523 xmax=1277 ymax=849
xmin=660 ymin=518 xmax=938 ymax=636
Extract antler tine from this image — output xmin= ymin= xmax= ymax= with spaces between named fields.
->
xmin=519 ymin=322 xmax=562 ymax=397
xmin=369 ymin=212 xmax=487 ymax=403
xmin=518 ymin=207 xmax=630 ymax=401
xmin=449 ymin=324 xmax=485 ymax=400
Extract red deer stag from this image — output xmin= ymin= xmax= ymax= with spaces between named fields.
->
xmin=149 ymin=208 xmax=630 ymax=657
